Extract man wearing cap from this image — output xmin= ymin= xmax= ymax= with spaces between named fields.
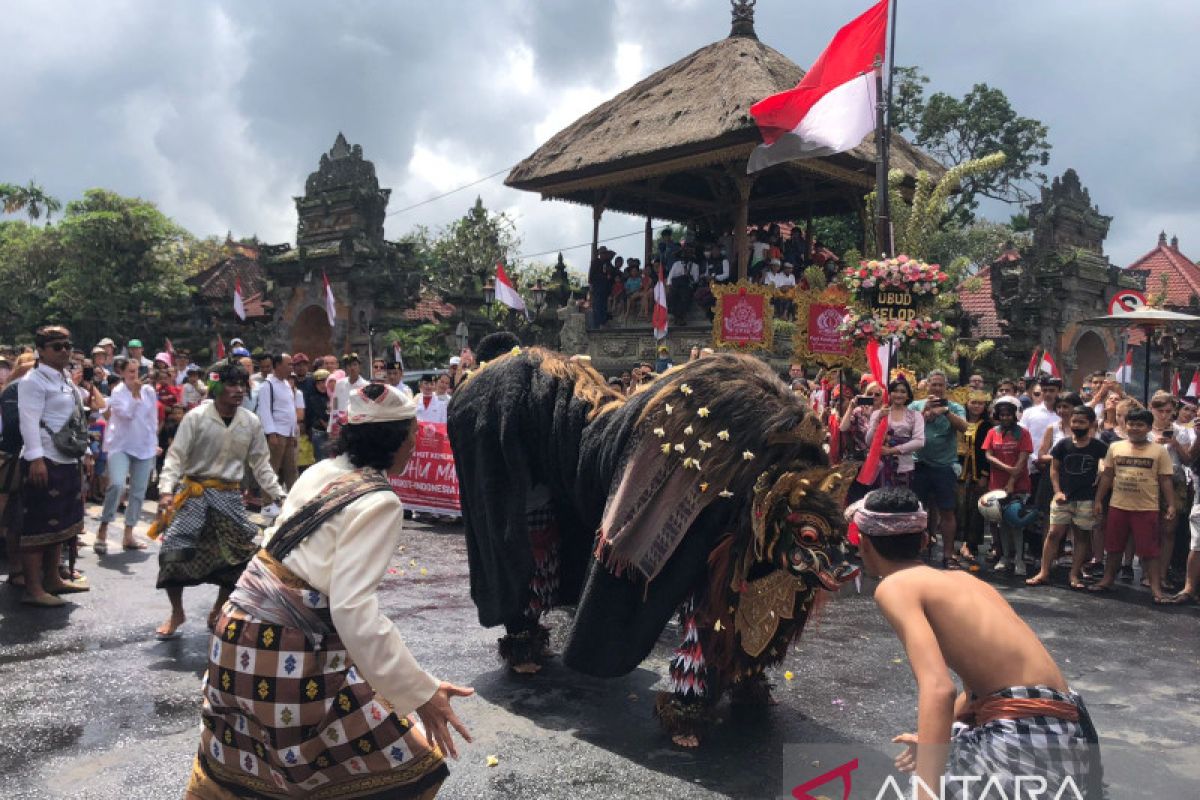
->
xmin=186 ymin=382 xmax=473 ymax=799
xmin=150 ymin=359 xmax=285 ymax=639
xmin=126 ymin=338 xmax=152 ymax=378
xmin=332 ymin=353 xmax=368 ymax=425
xmin=96 ymin=337 xmax=116 ymax=361
xmin=90 ymin=345 xmax=110 ymax=388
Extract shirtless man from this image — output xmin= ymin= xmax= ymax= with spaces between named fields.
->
xmin=851 ymin=487 xmax=1101 ymax=799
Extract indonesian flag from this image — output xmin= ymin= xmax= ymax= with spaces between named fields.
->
xmin=1039 ymin=351 xmax=1061 ymax=379
xmin=392 ymin=342 xmax=404 ymax=369
xmin=1115 ymin=348 xmax=1133 ymax=383
xmin=494 ymin=262 xmax=530 ymax=319
xmin=215 ymin=334 xmax=226 ymax=361
xmin=1172 ymin=370 xmax=1182 ymax=396
xmin=652 ymin=262 xmax=669 ymax=340
xmin=322 ymin=271 xmax=337 ymax=327
xmin=233 ymin=278 xmax=246 ymax=321
xmin=748 ymin=0 xmax=887 ymax=173
xmin=1187 ymin=369 xmax=1200 ymax=399
xmin=164 ymin=338 xmax=175 ymax=356
xmin=1024 ymin=348 xmax=1041 ymax=380
xmin=857 ymin=336 xmax=891 ymax=487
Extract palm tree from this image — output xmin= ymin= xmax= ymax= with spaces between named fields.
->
xmin=0 ymin=180 xmax=62 ymax=225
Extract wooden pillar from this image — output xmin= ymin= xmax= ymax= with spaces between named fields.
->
xmin=591 ymin=204 xmax=603 ymax=264
xmin=733 ymin=175 xmax=755 ymax=281
xmin=644 ymin=215 xmax=653 ymax=271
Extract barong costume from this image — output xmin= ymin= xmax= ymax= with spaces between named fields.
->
xmin=190 ymin=386 xmax=448 ymax=799
xmin=848 ymin=502 xmax=1102 ymax=798
xmin=154 ymin=401 xmax=284 ymax=589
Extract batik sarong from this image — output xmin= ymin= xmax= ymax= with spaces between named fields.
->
xmin=947 ymin=685 xmax=1102 ymax=800
xmin=19 ymin=460 xmax=83 ymax=549
xmin=157 ymin=479 xmax=258 ymax=589
xmin=195 ymin=552 xmax=447 ymax=799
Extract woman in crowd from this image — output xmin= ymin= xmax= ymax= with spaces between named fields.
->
xmin=95 ymin=357 xmax=155 ymax=553
xmin=866 ymin=378 xmax=925 ymax=489
xmin=956 ymin=391 xmax=993 ymax=567
xmin=1 ymin=353 xmax=36 ymax=587
xmin=840 ymin=381 xmax=885 ymax=462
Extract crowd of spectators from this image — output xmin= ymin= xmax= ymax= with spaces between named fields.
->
xmin=0 ymin=327 xmax=477 ymax=607
xmin=584 ymin=225 xmax=843 ymax=329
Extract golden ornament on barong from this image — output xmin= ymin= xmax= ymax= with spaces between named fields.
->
xmin=698 ymin=407 xmax=710 ymax=417
xmin=680 ymin=384 xmax=693 ymax=395
xmin=718 ymin=430 xmax=730 ymax=440
xmin=684 ymin=425 xmax=694 ymax=436
xmin=735 ymin=570 xmax=806 ymax=658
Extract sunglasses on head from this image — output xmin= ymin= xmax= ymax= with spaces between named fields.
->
xmin=46 ymin=341 xmax=73 ymax=352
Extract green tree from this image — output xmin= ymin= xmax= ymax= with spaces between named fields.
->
xmin=0 ymin=220 xmax=64 ymax=341
xmin=0 ymin=180 xmax=63 ymax=225
xmin=410 ymin=196 xmax=521 ymax=297
xmin=891 ymin=68 xmax=1051 ymax=225
xmin=44 ymin=189 xmax=194 ymax=344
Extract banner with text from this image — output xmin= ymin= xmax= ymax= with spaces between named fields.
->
xmin=388 ymin=422 xmax=461 ymax=516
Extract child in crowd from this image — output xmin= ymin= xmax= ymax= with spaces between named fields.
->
xmin=981 ymin=398 xmax=1033 ymax=575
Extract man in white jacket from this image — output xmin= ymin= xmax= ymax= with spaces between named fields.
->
xmin=186 ymin=382 xmax=472 ymax=799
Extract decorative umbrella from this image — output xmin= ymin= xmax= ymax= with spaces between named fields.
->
xmin=1081 ymin=306 xmax=1200 ymax=402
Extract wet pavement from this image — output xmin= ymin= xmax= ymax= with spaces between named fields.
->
xmin=1 ymin=506 xmax=1198 ymax=799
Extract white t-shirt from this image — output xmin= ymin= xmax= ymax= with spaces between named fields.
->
xmin=332 ymin=376 xmax=369 ymax=417
xmin=415 ymin=393 xmax=448 ymax=424
xmin=1019 ymin=403 xmax=1059 ymax=473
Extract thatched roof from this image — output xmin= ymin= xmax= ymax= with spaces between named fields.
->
xmin=507 ymin=31 xmax=942 ymax=224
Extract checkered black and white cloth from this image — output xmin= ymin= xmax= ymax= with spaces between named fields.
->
xmin=947 ymin=685 xmax=1102 ymax=800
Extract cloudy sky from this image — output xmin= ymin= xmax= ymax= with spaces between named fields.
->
xmin=3 ymin=0 xmax=1198 ymax=273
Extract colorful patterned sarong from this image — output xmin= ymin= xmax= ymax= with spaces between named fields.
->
xmin=947 ymin=685 xmax=1102 ymax=800
xmin=157 ymin=479 xmax=257 ymax=589
xmin=19 ymin=460 xmax=83 ymax=549
xmin=195 ymin=552 xmax=447 ymax=799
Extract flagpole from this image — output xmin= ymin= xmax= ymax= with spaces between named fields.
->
xmin=873 ymin=0 xmax=898 ymax=257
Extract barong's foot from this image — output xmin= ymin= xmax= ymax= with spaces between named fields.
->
xmin=498 ymin=625 xmax=551 ymax=673
xmin=654 ymin=692 xmax=715 ymax=748
xmin=156 ymin=611 xmax=186 ymax=639
xmin=729 ymin=674 xmax=777 ymax=707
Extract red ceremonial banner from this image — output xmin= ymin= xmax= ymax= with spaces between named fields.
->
xmin=808 ymin=303 xmax=853 ymax=357
xmin=720 ymin=292 xmax=767 ymax=345
xmin=388 ymin=422 xmax=461 ymax=517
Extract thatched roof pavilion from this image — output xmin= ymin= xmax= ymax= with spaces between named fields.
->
xmin=507 ymin=0 xmax=942 ymax=277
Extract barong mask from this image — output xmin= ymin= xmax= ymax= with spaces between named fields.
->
xmin=750 ymin=464 xmax=861 ymax=592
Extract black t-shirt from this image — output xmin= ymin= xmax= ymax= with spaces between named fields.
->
xmin=1049 ymin=437 xmax=1109 ymax=501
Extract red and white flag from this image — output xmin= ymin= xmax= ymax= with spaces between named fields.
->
xmin=215 ymin=334 xmax=226 ymax=361
xmin=1172 ymin=370 xmax=1182 ymax=396
xmin=323 ymin=271 xmax=337 ymax=327
xmin=392 ymin=342 xmax=404 ymax=369
xmin=164 ymin=338 xmax=175 ymax=356
xmin=494 ymin=262 xmax=530 ymax=319
xmin=233 ymin=278 xmax=246 ymax=321
xmin=1187 ymin=369 xmax=1200 ymax=399
xmin=1038 ymin=351 xmax=1061 ymax=379
xmin=748 ymin=0 xmax=888 ymax=173
xmin=857 ymin=336 xmax=891 ymax=487
xmin=652 ymin=262 xmax=669 ymax=340
xmin=1114 ymin=348 xmax=1134 ymax=383
xmin=1024 ymin=348 xmax=1042 ymax=380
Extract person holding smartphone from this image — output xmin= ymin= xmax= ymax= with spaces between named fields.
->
xmin=95 ymin=357 xmax=155 ymax=553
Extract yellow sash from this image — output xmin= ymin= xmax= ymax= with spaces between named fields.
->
xmin=147 ymin=477 xmax=242 ymax=540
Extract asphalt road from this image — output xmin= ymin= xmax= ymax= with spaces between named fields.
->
xmin=1 ymin=506 xmax=1197 ymax=799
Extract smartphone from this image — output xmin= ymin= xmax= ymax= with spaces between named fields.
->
xmin=856 ymin=395 xmax=875 ymax=407
xmin=82 ymin=366 xmax=95 ymax=382
xmin=1162 ymin=429 xmax=1175 ymax=439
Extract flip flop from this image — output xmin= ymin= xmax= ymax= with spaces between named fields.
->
xmin=1024 ymin=576 xmax=1051 ymax=587
xmin=941 ymin=557 xmax=964 ymax=571
xmin=122 ymin=540 xmax=148 ymax=551
xmin=1088 ymin=584 xmax=1114 ymax=594
xmin=22 ymin=593 xmax=67 ymax=607
xmin=155 ymin=628 xmax=183 ymax=641
xmin=1152 ymin=596 xmax=1176 ymax=606
xmin=93 ymin=541 xmax=108 ymax=555
xmin=1164 ymin=592 xmax=1197 ymax=605
xmin=1068 ymin=581 xmax=1089 ymax=591
xmin=49 ymin=581 xmax=91 ymax=594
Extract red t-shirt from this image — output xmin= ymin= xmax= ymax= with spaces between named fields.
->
xmin=982 ymin=425 xmax=1033 ymax=493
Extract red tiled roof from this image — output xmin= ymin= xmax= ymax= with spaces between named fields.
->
xmin=401 ymin=294 xmax=456 ymax=322
xmin=187 ymin=244 xmax=272 ymax=318
xmin=1124 ymin=235 xmax=1200 ymax=308
xmin=957 ymin=268 xmax=1002 ymax=339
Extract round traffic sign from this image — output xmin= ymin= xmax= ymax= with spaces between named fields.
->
xmin=1108 ymin=290 xmax=1147 ymax=316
